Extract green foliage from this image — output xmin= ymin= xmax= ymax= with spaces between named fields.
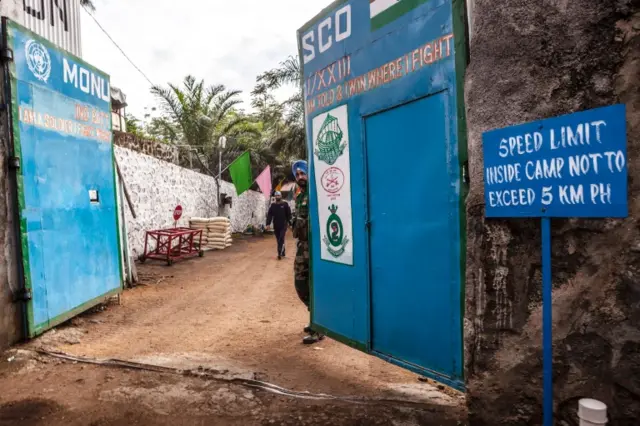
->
xmin=80 ymin=0 xmax=96 ymax=11
xmin=124 ymin=114 xmax=144 ymax=136
xmin=140 ymin=53 xmax=307 ymax=187
xmin=252 ymin=55 xmax=307 ymax=184
xmin=150 ymin=75 xmax=256 ymax=176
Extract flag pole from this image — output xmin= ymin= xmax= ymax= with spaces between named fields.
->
xmin=215 ymin=150 xmax=249 ymax=180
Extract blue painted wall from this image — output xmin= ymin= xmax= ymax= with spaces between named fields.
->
xmin=7 ymin=20 xmax=122 ymax=337
xmin=298 ymin=0 xmax=465 ymax=389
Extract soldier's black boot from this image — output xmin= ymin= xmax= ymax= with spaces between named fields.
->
xmin=302 ymin=332 xmax=324 ymax=345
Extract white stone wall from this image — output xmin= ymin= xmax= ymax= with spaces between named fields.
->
xmin=219 ymin=180 xmax=268 ymax=234
xmin=114 ymin=147 xmax=267 ymax=257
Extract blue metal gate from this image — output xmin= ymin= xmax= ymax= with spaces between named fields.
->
xmin=298 ymin=0 xmax=468 ymax=390
xmin=5 ymin=20 xmax=123 ymax=337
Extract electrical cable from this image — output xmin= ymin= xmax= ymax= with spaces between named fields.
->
xmin=81 ymin=6 xmax=155 ymax=87
xmin=32 ymin=349 xmax=450 ymax=409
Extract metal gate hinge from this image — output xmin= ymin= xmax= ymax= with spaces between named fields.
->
xmin=462 ymin=162 xmax=470 ymax=184
xmin=1 ymin=47 xmax=13 ymax=62
xmin=8 ymin=156 xmax=20 ymax=169
xmin=13 ymin=289 xmax=32 ymax=302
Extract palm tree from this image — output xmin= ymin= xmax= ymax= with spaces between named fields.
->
xmin=254 ymin=56 xmax=306 ymax=162
xmin=255 ymin=56 xmax=301 ymax=90
xmin=80 ymin=0 xmax=96 ymax=11
xmin=151 ymin=75 xmax=257 ymax=176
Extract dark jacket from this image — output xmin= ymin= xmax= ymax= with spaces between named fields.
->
xmin=267 ymin=201 xmax=292 ymax=231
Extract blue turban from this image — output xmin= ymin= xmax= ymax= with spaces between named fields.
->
xmin=292 ymin=160 xmax=308 ymax=177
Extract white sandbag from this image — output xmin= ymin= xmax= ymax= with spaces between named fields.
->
xmin=209 ymin=217 xmax=230 ymax=224
xmin=208 ymin=222 xmax=229 ymax=227
xmin=208 ymin=225 xmax=230 ymax=232
xmin=190 ymin=217 xmax=209 ymax=223
xmin=208 ymin=237 xmax=227 ymax=242
xmin=207 ymin=233 xmax=226 ymax=239
xmin=208 ymin=228 xmax=230 ymax=234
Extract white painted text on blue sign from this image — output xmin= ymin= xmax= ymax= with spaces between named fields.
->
xmin=482 ymin=105 xmax=627 ymax=218
xmin=301 ymin=4 xmax=352 ymax=64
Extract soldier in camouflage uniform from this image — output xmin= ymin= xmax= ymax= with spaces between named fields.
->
xmin=291 ymin=160 xmax=324 ymax=345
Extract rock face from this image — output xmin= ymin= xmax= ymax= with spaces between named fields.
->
xmin=464 ymin=1 xmax=640 ymax=424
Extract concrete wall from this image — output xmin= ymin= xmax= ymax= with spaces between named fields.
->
xmin=0 ymin=0 xmax=23 ymax=24
xmin=219 ymin=180 xmax=268 ymax=234
xmin=114 ymin=131 xmax=179 ymax=165
xmin=464 ymin=1 xmax=640 ymax=424
xmin=114 ymin=146 xmax=267 ymax=258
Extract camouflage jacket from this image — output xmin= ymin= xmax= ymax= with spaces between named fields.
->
xmin=293 ymin=188 xmax=309 ymax=242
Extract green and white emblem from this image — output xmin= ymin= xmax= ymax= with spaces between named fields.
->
xmin=315 ymin=114 xmax=346 ymax=166
xmin=323 ymin=204 xmax=350 ymax=258
xmin=312 ymin=104 xmax=353 ymax=266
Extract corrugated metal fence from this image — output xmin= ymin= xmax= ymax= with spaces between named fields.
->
xmin=21 ymin=0 xmax=82 ymax=57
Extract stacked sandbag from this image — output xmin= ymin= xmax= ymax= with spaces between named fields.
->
xmin=207 ymin=217 xmax=232 ymax=250
xmin=189 ymin=217 xmax=233 ymax=250
xmin=188 ymin=217 xmax=209 ymax=247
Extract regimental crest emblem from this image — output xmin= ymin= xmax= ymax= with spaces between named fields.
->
xmin=315 ymin=114 xmax=347 ymax=166
xmin=25 ymin=40 xmax=51 ymax=83
xmin=323 ymin=204 xmax=350 ymax=258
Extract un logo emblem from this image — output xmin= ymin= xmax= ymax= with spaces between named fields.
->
xmin=25 ymin=40 xmax=51 ymax=83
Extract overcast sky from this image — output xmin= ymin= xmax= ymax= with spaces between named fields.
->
xmin=80 ymin=0 xmax=330 ymax=118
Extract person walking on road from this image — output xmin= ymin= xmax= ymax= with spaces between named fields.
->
xmin=291 ymin=160 xmax=324 ymax=345
xmin=266 ymin=191 xmax=291 ymax=260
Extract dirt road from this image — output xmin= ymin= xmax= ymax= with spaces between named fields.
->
xmin=0 ymin=233 xmax=465 ymax=425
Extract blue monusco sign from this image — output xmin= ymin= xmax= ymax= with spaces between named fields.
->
xmin=483 ymin=104 xmax=628 ymax=218
xmin=6 ymin=19 xmax=122 ymax=337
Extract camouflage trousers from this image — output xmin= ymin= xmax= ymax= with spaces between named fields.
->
xmin=294 ymin=240 xmax=310 ymax=309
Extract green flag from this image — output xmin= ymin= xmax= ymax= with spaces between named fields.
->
xmin=228 ymin=151 xmax=252 ymax=196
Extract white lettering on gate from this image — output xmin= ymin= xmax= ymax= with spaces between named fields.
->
xmin=63 ymin=58 xmax=110 ymax=103
xmin=302 ymin=5 xmax=352 ymax=64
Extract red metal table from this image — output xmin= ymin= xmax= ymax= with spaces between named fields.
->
xmin=140 ymin=227 xmax=204 ymax=266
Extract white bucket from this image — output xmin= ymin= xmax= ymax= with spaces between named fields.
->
xmin=578 ymin=399 xmax=607 ymax=426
